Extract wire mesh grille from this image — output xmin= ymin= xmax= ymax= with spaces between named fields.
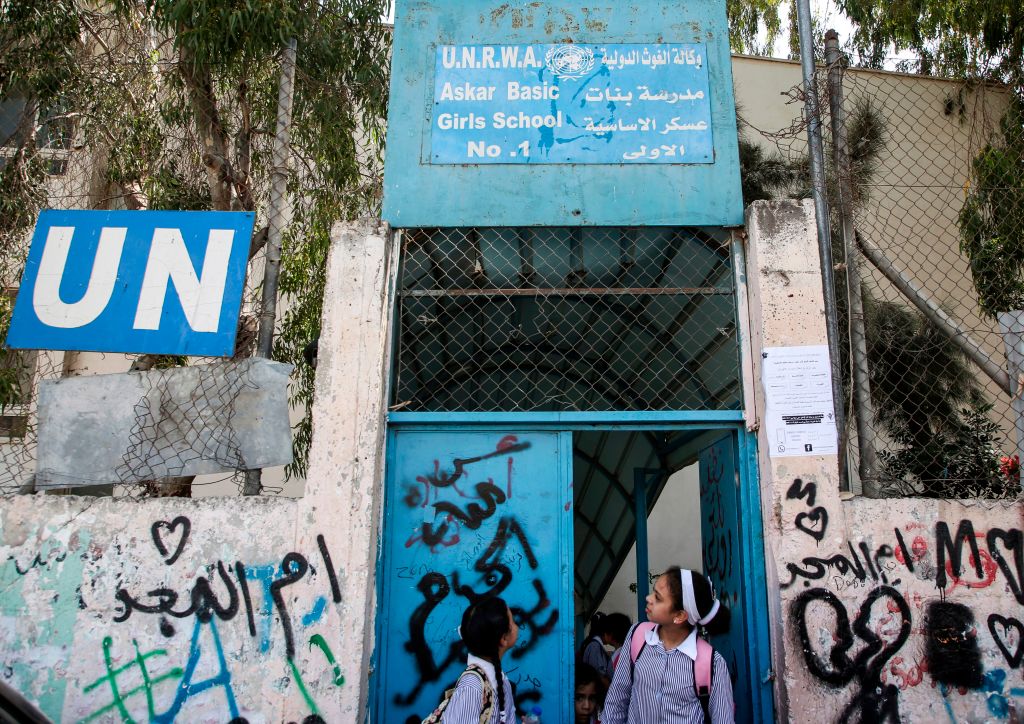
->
xmin=392 ymin=227 xmax=742 ymax=413
xmin=741 ymin=53 xmax=1023 ymax=498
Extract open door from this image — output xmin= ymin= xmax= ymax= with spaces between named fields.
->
xmin=699 ymin=434 xmax=756 ymax=723
xmin=376 ymin=429 xmax=572 ymax=723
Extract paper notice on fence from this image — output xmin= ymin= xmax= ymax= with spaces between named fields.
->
xmin=762 ymin=345 xmax=838 ymax=457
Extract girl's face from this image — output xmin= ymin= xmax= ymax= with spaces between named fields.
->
xmin=498 ymin=606 xmax=519 ymax=655
xmin=575 ymin=681 xmax=599 ymax=723
xmin=645 ymin=574 xmax=686 ymax=626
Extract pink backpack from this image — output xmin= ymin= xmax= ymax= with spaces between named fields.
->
xmin=617 ymin=621 xmax=714 ymax=723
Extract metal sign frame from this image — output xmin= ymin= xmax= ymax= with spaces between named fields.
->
xmin=383 ymin=0 xmax=743 ymax=227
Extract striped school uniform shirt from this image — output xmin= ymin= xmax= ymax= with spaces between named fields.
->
xmin=581 ymin=635 xmax=613 ymax=679
xmin=602 ymin=624 xmax=735 ymax=724
xmin=441 ymin=654 xmax=518 ymax=724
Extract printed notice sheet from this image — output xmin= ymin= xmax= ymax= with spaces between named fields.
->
xmin=762 ymin=345 xmax=838 ymax=457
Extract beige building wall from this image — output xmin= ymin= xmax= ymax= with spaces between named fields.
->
xmin=733 ymin=55 xmax=1017 ymax=476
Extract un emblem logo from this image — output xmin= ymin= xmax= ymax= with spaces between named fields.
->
xmin=544 ymin=45 xmax=595 ymax=79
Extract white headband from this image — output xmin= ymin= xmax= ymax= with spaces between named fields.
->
xmin=680 ymin=569 xmax=720 ymax=626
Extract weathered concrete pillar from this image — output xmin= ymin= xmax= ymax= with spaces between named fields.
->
xmin=299 ymin=219 xmax=398 ymax=720
xmin=743 ymin=200 xmax=1024 ymax=724
xmin=744 ymin=200 xmax=844 ymax=720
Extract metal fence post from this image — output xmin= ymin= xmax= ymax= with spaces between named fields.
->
xmin=795 ymin=0 xmax=849 ymax=491
xmin=243 ymin=37 xmax=298 ymax=496
xmin=824 ymin=31 xmax=882 ymax=495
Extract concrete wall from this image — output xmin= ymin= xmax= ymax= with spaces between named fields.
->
xmin=746 ymin=199 xmax=1024 ymax=723
xmin=0 ymin=220 xmax=395 ymax=722
xmin=3 ymin=161 xmax=1022 ymax=724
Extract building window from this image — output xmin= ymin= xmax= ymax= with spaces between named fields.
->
xmin=0 ymin=94 xmax=72 ymax=176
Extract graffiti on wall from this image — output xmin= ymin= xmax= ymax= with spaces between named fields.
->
xmin=386 ymin=434 xmax=561 ymax=721
xmin=786 ymin=478 xmax=829 ymax=543
xmin=2 ymin=516 xmax=349 ymax=723
xmin=782 ymin=492 xmax=1024 ymax=722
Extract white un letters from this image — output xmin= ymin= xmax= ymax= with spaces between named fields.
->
xmin=32 ymin=225 xmax=234 ymax=332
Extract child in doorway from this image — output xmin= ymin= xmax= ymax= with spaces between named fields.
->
xmin=575 ymin=662 xmax=606 ymax=724
xmin=442 ymin=597 xmax=520 ymax=724
xmin=602 ymin=567 xmax=734 ymax=724
xmin=580 ymin=612 xmax=631 ymax=684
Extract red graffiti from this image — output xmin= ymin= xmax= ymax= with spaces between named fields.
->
xmin=885 ymin=656 xmax=924 ymax=690
xmin=946 ymin=545 xmax=999 ymax=592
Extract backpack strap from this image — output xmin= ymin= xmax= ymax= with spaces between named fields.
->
xmin=462 ymin=665 xmax=495 ymax=724
xmin=626 ymin=621 xmax=657 ymax=677
xmin=694 ymin=638 xmax=715 ymax=724
xmin=420 ymin=665 xmax=494 ymax=724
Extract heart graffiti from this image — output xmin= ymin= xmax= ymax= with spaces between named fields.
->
xmin=795 ymin=507 xmax=829 ymax=543
xmin=988 ymin=614 xmax=1024 ymax=669
xmin=151 ymin=516 xmax=191 ymax=565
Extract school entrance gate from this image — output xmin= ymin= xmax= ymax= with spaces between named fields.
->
xmin=374 ymin=2 xmax=773 ymax=722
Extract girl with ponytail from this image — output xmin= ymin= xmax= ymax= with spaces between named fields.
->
xmin=441 ymin=597 xmax=519 ymax=723
xmin=602 ymin=567 xmax=734 ymax=724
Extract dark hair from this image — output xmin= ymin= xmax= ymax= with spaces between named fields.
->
xmin=602 ymin=613 xmax=631 ymax=646
xmin=575 ymin=661 xmax=606 ymax=708
xmin=587 ymin=611 xmax=606 ymax=638
xmin=663 ymin=566 xmax=731 ymax=636
xmin=461 ymin=597 xmax=511 ymax=716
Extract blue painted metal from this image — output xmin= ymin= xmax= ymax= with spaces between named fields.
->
xmin=632 ymin=468 xmax=665 ymax=623
xmin=736 ymin=429 xmax=776 ymax=723
xmin=374 ymin=429 xmax=572 ymax=723
xmin=383 ymin=0 xmax=742 ymax=227
xmin=6 ymin=209 xmax=254 ymax=356
xmin=430 ymin=43 xmax=714 ymax=164
xmin=699 ymin=434 xmax=752 ymax=722
xmin=388 ymin=410 xmax=745 ymax=426
xmin=697 ymin=432 xmax=775 ymax=723
xmin=633 ymin=468 xmax=649 ymax=623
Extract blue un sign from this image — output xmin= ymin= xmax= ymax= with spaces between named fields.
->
xmin=6 ymin=210 xmax=255 ymax=356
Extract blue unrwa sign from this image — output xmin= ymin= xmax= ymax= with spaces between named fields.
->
xmin=6 ymin=210 xmax=255 ymax=356
xmin=431 ymin=43 xmax=714 ymax=164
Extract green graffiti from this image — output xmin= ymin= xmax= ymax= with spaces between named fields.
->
xmin=308 ymin=634 xmax=345 ymax=686
xmin=288 ymin=657 xmax=320 ymax=717
xmin=79 ymin=636 xmax=183 ymax=724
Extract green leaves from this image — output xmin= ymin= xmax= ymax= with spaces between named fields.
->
xmin=959 ymin=99 xmax=1024 ymax=317
xmin=3 ymin=0 xmax=392 ymax=481
xmin=838 ymin=0 xmax=1024 ymax=77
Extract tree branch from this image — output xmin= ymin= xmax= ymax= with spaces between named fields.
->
xmin=249 ymin=225 xmax=269 ymax=261
xmin=234 ymin=78 xmax=255 ymax=212
xmin=177 ymin=46 xmax=233 ymax=211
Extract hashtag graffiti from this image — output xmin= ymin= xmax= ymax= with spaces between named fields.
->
xmin=80 ymin=637 xmax=183 ymax=723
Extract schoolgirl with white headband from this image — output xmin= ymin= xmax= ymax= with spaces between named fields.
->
xmin=602 ymin=566 xmax=735 ymax=724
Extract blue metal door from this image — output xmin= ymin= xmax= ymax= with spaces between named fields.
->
xmin=699 ymin=434 xmax=755 ymax=723
xmin=375 ymin=429 xmax=572 ymax=723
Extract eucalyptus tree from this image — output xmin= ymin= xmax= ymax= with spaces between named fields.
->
xmin=836 ymin=0 xmax=1023 ymax=77
xmin=1 ymin=0 xmax=391 ymax=489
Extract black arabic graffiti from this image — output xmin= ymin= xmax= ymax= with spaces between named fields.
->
xmin=791 ymin=585 xmax=911 ymax=723
xmin=409 ymin=440 xmax=531 ymax=548
xmin=780 ymin=540 xmax=898 ymax=590
xmin=113 ymin=518 xmax=340 ymax=659
xmin=395 ymin=516 xmax=558 ymax=708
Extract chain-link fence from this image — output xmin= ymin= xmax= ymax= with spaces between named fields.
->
xmin=0 ymin=0 xmax=361 ymax=498
xmin=392 ymin=227 xmax=742 ymax=413
xmin=740 ymin=48 xmax=1023 ymax=498
xmin=0 ymin=88 xmax=282 ymax=499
